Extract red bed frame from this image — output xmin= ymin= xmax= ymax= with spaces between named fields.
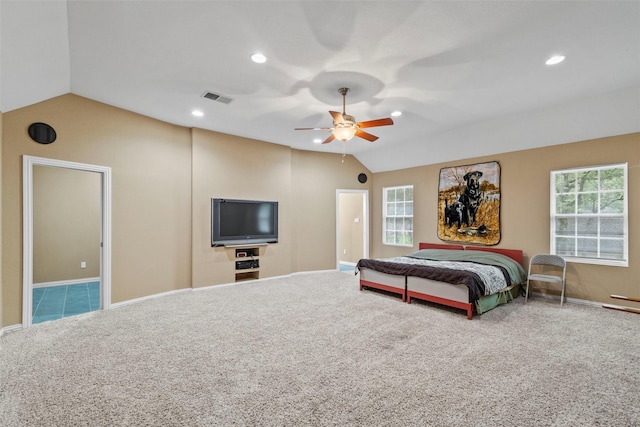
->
xmin=359 ymin=243 xmax=524 ymax=319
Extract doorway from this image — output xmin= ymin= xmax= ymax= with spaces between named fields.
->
xmin=22 ymin=156 xmax=112 ymax=328
xmin=336 ymin=190 xmax=369 ymax=271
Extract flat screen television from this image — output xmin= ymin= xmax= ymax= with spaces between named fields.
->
xmin=211 ymin=198 xmax=279 ymax=246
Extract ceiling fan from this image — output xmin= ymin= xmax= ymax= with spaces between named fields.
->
xmin=295 ymin=87 xmax=394 ymax=144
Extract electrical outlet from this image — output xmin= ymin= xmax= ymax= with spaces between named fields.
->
xmin=80 ymin=261 xmax=87 ymax=269
xmin=343 ymin=249 xmax=347 ymax=255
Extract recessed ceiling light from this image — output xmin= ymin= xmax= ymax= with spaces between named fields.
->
xmin=313 ymin=138 xmax=322 ymax=144
xmin=546 ymin=55 xmax=566 ymax=66
xmin=251 ymin=53 xmax=267 ymax=63
xmin=192 ymin=110 xmax=204 ymax=117
xmin=391 ymin=111 xmax=402 ymax=117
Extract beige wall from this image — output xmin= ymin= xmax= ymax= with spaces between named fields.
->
xmin=190 ymin=128 xmax=372 ymax=286
xmin=2 ymin=94 xmax=193 ymax=325
xmin=290 ymin=150 xmax=371 ymax=272
xmin=371 ymin=133 xmax=640 ymax=308
xmin=191 ymin=128 xmax=293 ymax=287
xmin=33 ymin=166 xmax=101 ymax=283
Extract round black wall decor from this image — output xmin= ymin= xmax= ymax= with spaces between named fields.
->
xmin=358 ymin=173 xmax=368 ymax=183
xmin=28 ymin=122 xmax=57 ymax=145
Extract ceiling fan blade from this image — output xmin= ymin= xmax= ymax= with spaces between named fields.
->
xmin=357 ymin=117 xmax=394 ymax=128
xmin=329 ymin=111 xmax=345 ymax=124
xmin=294 ymin=127 xmax=332 ymax=130
xmin=355 ymin=129 xmax=379 ymax=142
xmin=322 ymin=133 xmax=335 ymax=144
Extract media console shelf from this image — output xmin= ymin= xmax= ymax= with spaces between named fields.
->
xmin=226 ymin=243 xmax=269 ymax=249
xmin=233 ymin=247 xmax=260 ymax=282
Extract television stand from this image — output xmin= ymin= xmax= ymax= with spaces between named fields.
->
xmin=232 ymin=247 xmax=260 ymax=282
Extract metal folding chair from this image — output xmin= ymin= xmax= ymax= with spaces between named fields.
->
xmin=525 ymin=254 xmax=567 ymax=306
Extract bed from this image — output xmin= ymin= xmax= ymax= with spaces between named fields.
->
xmin=356 ymin=243 xmax=527 ymax=319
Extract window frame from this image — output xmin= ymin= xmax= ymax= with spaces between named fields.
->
xmin=382 ymin=185 xmax=414 ymax=247
xmin=550 ymin=163 xmax=628 ymax=267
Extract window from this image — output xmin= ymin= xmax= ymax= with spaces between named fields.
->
xmin=551 ymin=163 xmax=628 ymax=266
xmin=383 ymin=185 xmax=413 ymax=246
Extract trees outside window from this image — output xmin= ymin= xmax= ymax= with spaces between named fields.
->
xmin=551 ymin=163 xmax=628 ymax=266
xmin=383 ymin=185 xmax=413 ymax=246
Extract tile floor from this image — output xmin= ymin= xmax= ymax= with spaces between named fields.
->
xmin=340 ymin=262 xmax=356 ymax=272
xmin=32 ymin=281 xmax=100 ymax=324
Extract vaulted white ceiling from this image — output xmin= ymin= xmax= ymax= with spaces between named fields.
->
xmin=1 ymin=1 xmax=639 ymax=172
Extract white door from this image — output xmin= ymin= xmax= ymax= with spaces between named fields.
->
xmin=23 ymin=156 xmax=112 ymax=328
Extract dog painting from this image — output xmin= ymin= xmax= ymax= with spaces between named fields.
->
xmin=438 ymin=161 xmax=501 ymax=245
xmin=458 ymin=170 xmax=483 ymax=227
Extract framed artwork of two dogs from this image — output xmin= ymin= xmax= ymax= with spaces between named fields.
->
xmin=438 ymin=161 xmax=501 ymax=245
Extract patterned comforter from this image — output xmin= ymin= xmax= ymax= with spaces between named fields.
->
xmin=356 ymin=249 xmax=526 ymax=302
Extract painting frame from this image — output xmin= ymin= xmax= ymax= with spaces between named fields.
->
xmin=437 ymin=161 xmax=501 ymax=246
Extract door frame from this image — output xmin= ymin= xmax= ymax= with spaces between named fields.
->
xmin=22 ymin=155 xmax=112 ymax=328
xmin=335 ymin=189 xmax=369 ymax=269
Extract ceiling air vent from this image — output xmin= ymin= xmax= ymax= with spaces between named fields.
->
xmin=202 ymin=91 xmax=233 ymax=104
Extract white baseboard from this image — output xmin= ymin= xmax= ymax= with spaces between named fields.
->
xmin=528 ymin=291 xmax=603 ymax=308
xmin=293 ymin=269 xmax=337 ymax=276
xmin=33 ymin=277 xmax=101 ymax=288
xmin=192 ymin=281 xmax=240 ymax=291
xmin=110 ymin=288 xmax=191 ymax=309
xmin=193 ymin=273 xmax=297 ymax=292
xmin=1 ymin=324 xmax=23 ymax=336
xmin=193 ymin=270 xmax=346 ymax=292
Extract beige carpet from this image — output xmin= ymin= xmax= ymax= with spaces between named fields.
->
xmin=1 ymin=271 xmax=639 ymax=426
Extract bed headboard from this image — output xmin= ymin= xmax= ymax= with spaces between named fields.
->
xmin=418 ymin=243 xmax=523 ymax=266
xmin=419 ymin=242 xmax=464 ymax=251
xmin=464 ymin=246 xmax=523 ymax=266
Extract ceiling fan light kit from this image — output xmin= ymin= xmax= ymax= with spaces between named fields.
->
xmin=295 ymin=87 xmax=394 ymax=144
xmin=333 ymin=123 xmax=357 ymax=142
